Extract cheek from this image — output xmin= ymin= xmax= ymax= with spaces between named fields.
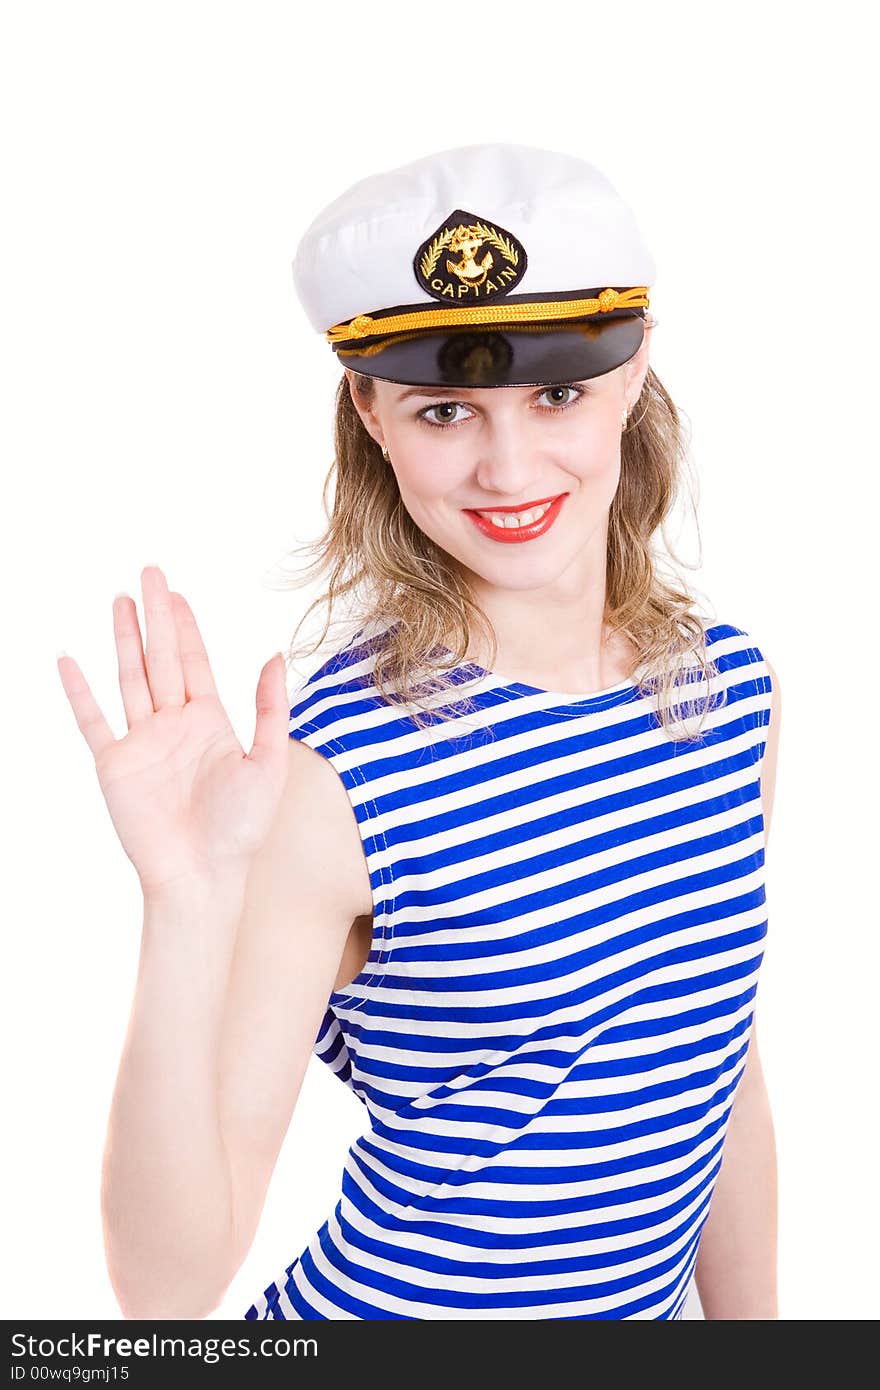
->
xmin=566 ymin=417 xmax=623 ymax=480
xmin=391 ymin=446 xmax=470 ymax=510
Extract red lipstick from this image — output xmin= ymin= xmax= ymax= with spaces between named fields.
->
xmin=464 ymin=493 xmax=567 ymax=544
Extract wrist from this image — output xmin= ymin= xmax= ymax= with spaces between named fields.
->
xmin=141 ymin=863 xmax=250 ymax=922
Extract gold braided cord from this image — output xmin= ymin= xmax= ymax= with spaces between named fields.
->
xmin=335 ymin=316 xmax=630 ymax=360
xmin=326 ymin=286 xmax=650 ymax=344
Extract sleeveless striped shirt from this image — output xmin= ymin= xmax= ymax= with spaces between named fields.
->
xmin=244 ymin=619 xmax=772 ymax=1321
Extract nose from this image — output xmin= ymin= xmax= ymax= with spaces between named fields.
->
xmin=473 ymin=412 xmax=544 ymax=497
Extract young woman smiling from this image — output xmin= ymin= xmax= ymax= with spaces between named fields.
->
xmin=58 ymin=143 xmax=780 ymax=1322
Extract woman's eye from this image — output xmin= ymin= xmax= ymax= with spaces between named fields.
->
xmin=537 ymin=385 xmax=583 ymax=409
xmin=419 ymin=401 xmax=470 ymax=427
xmin=417 ymin=384 xmax=585 ymax=429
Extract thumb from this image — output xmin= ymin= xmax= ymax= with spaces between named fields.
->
xmin=248 ymin=652 xmax=289 ymax=766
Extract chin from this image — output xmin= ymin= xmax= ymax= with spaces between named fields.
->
xmin=470 ymin=553 xmax=580 ymax=590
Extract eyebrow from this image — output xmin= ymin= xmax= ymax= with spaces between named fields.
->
xmin=394 ymin=386 xmax=478 ymax=402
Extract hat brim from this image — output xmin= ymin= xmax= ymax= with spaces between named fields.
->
xmin=333 ymin=311 xmax=646 ymax=388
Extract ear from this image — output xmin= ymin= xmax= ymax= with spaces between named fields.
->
xmin=622 ymin=319 xmax=653 ymax=405
xmin=344 ymin=368 xmax=386 ymax=451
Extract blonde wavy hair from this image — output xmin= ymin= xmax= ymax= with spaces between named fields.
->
xmin=278 ymin=337 xmax=726 ymax=741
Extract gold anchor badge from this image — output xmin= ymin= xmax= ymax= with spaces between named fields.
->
xmin=445 ymin=225 xmax=494 ymax=287
xmin=413 ymin=207 xmax=528 ymax=303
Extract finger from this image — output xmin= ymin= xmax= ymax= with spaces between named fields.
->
xmin=141 ymin=565 xmax=185 ymax=710
xmin=170 ymin=591 xmax=221 ymax=702
xmin=248 ymin=653 xmax=290 ymax=770
xmin=57 ymin=652 xmax=117 ymax=761
xmin=113 ymin=593 xmax=154 ymax=727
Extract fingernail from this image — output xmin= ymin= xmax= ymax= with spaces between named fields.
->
xmin=56 ymin=649 xmax=68 ymax=659
xmin=114 ymin=591 xmax=131 ymax=600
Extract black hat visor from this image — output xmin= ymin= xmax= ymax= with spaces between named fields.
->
xmin=333 ymin=307 xmax=646 ymax=388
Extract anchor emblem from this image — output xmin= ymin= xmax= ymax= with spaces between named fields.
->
xmin=413 ymin=207 xmax=528 ymax=303
xmin=445 ymin=225 xmax=494 ymax=287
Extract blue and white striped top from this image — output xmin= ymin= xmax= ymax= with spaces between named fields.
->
xmin=244 ymin=619 xmax=772 ymax=1321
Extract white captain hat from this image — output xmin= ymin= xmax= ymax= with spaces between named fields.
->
xmin=290 ymin=141 xmax=656 ymax=389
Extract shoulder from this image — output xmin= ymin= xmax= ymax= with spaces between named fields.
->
xmin=760 ymin=653 xmax=781 ymax=840
xmin=286 ymin=620 xmax=395 ymax=747
xmin=277 ymin=700 xmax=377 ymax=919
xmin=706 ymin=621 xmax=778 ymax=701
xmin=712 ymin=620 xmax=780 ymax=839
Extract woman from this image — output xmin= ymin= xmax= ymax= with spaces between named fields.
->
xmin=57 ymin=142 xmax=780 ymax=1320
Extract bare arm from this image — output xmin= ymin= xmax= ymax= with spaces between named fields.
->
xmin=694 ymin=1018 xmax=779 ymax=1319
xmin=59 ymin=566 xmax=368 ymax=1319
xmin=101 ymin=873 xmax=247 ymax=1319
xmin=216 ymin=735 xmax=374 ymax=1284
xmin=100 ymin=735 xmax=370 ymax=1319
xmin=694 ymin=655 xmax=781 ymax=1319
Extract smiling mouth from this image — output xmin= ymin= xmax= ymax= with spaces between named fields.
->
xmin=463 ymin=493 xmax=566 ymax=527
xmin=464 ymin=492 xmax=568 ymax=542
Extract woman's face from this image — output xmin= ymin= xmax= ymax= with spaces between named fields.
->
xmin=344 ymin=334 xmax=651 ymax=598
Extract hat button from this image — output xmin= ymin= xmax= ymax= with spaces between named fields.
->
xmin=350 ymin=314 xmax=374 ymax=336
xmin=597 ymin=288 xmax=620 ymax=312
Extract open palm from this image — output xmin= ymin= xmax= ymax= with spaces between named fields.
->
xmin=57 ymin=565 xmax=290 ymax=900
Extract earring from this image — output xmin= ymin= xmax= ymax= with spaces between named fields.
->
xmin=621 ymin=406 xmax=629 ymax=428
xmin=381 ymin=445 xmax=390 ymax=461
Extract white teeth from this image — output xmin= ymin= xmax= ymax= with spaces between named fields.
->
xmin=476 ymin=501 xmax=552 ymax=528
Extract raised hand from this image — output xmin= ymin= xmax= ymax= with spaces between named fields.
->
xmin=57 ymin=565 xmax=290 ymax=901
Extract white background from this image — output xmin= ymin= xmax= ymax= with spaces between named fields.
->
xmin=2 ymin=0 xmax=877 ymax=1321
